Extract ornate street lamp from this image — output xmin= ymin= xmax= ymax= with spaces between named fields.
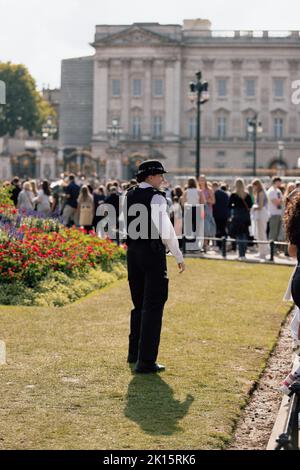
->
xmin=42 ymin=115 xmax=57 ymax=141
xmin=277 ymin=141 xmax=285 ymax=175
xmin=189 ymin=71 xmax=209 ymax=179
xmin=106 ymin=119 xmax=123 ymax=179
xmin=278 ymin=141 xmax=284 ymax=166
xmin=107 ymin=119 xmax=122 ymax=147
xmin=247 ymin=114 xmax=263 ymax=176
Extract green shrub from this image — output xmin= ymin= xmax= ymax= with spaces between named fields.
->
xmin=0 ymin=281 xmax=35 ymax=305
xmin=0 ymin=263 xmax=127 ymax=307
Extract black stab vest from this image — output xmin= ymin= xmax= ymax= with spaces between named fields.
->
xmin=125 ymin=186 xmax=166 ymax=247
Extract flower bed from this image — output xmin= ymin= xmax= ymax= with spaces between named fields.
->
xmin=0 ymin=225 xmax=126 ymax=286
xmin=0 ymin=191 xmax=127 ymax=304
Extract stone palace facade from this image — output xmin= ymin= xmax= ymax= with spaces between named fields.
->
xmin=2 ymin=19 xmax=300 ymax=182
xmin=59 ymin=19 xmax=300 ymax=180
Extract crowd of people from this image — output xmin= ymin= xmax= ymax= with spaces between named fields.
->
xmin=3 ymin=173 xmax=300 ymax=261
xmin=2 ymin=171 xmax=300 ymax=394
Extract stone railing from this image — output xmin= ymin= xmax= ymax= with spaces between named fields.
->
xmin=183 ymin=30 xmax=300 ymax=40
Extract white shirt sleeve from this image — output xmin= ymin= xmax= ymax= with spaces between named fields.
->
xmin=151 ymin=194 xmax=184 ymax=264
xmin=268 ymin=189 xmax=277 ymax=201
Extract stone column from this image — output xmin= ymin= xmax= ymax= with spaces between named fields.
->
xmin=93 ymin=59 xmax=109 ymax=140
xmin=121 ymin=59 xmax=130 ymax=136
xmin=259 ymin=60 xmax=271 ymax=136
xmin=165 ymin=60 xmax=175 ymax=139
xmin=173 ymin=60 xmax=181 ymax=138
xmin=231 ymin=59 xmax=243 ymax=138
xmin=202 ymin=59 xmax=215 ymax=138
xmin=143 ymin=59 xmax=153 ymax=138
xmin=288 ymin=60 xmax=299 ymax=138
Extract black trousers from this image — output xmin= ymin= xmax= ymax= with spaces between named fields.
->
xmin=292 ymin=266 xmax=300 ymax=309
xmin=215 ymin=218 xmax=228 ymax=248
xmin=127 ymin=241 xmax=169 ymax=365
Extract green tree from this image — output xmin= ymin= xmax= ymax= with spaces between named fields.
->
xmin=0 ymin=62 xmax=56 ymax=137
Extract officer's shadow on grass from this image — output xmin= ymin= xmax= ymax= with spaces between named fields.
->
xmin=124 ymin=374 xmax=194 ymax=436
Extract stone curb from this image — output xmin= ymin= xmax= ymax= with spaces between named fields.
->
xmin=267 ymin=356 xmax=300 ymax=450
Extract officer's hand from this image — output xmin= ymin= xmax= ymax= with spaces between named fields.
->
xmin=178 ymin=262 xmax=185 ymax=273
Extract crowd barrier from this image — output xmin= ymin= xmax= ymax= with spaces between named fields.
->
xmin=182 ymin=236 xmax=289 ymax=262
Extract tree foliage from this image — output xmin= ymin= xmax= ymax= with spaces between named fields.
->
xmin=0 ymin=62 xmax=56 ymax=137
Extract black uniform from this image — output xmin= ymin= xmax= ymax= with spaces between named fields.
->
xmin=291 ymin=247 xmax=300 ymax=309
xmin=125 ymin=185 xmax=169 ymax=371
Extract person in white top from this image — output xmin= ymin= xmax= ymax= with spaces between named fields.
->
xmin=251 ymin=179 xmax=269 ymax=259
xmin=182 ymin=177 xmax=203 ymax=251
xmin=34 ymin=180 xmax=52 ymax=216
xmin=267 ymin=176 xmax=283 ymax=244
xmin=140 ymin=180 xmax=184 ymax=265
xmin=17 ymin=181 xmax=34 ymax=211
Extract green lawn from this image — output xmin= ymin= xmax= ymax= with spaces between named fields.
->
xmin=0 ymin=259 xmax=293 ymax=450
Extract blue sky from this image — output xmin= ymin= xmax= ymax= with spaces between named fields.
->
xmin=0 ymin=0 xmax=299 ymax=89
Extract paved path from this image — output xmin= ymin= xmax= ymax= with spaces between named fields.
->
xmin=183 ymin=249 xmax=295 ymax=267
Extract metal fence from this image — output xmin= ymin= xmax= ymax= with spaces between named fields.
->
xmin=182 ymin=236 xmax=289 ymax=262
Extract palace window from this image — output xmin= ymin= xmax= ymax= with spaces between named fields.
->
xmin=153 ymin=79 xmax=164 ymax=97
xmin=274 ymin=78 xmax=284 ymax=98
xmin=215 ymin=151 xmax=226 ymax=168
xmin=245 ymin=152 xmax=253 ymax=169
xmin=188 ymin=117 xmax=197 ymax=139
xmin=217 ymin=116 xmax=227 ymax=139
xmin=245 ymin=79 xmax=256 ymax=98
xmin=132 ymin=116 xmax=141 ymax=138
xmin=132 ymin=79 xmax=142 ymax=97
xmin=152 ymin=116 xmax=163 ymax=138
xmin=274 ymin=117 xmax=284 ymax=139
xmin=112 ymin=79 xmax=121 ymax=97
xmin=217 ymin=79 xmax=228 ymax=98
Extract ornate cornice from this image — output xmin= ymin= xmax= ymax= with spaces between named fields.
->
xmin=97 ymin=59 xmax=110 ymax=68
xmin=231 ymin=59 xmax=243 ymax=71
xmin=202 ymin=59 xmax=215 ymax=70
xmin=259 ymin=59 xmax=271 ymax=71
xmin=288 ymin=59 xmax=300 ymax=71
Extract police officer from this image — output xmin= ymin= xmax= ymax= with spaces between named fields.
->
xmin=125 ymin=160 xmax=185 ymax=373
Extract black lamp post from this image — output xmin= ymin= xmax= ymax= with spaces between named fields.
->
xmin=189 ymin=72 xmax=209 ymax=179
xmin=247 ymin=114 xmax=263 ymax=176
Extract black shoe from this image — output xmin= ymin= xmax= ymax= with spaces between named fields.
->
xmin=135 ymin=362 xmax=166 ymax=374
xmin=127 ymin=354 xmax=137 ymax=364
